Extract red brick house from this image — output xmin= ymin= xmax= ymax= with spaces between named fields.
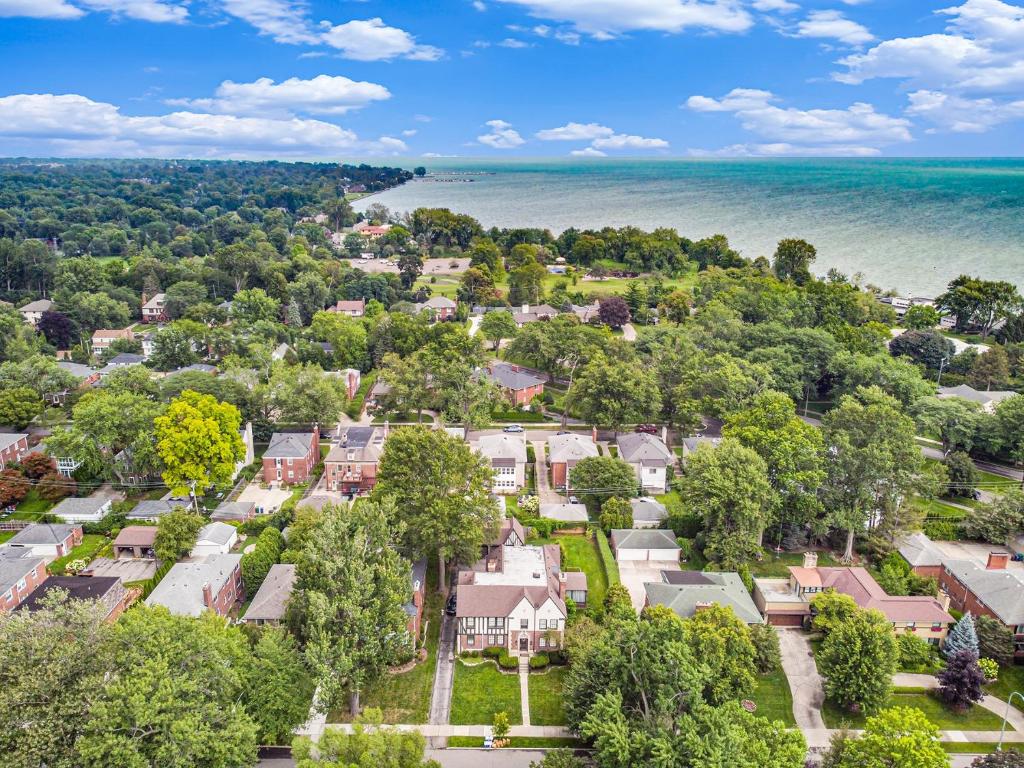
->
xmin=485 ymin=362 xmax=545 ymax=407
xmin=547 ymin=432 xmax=599 ymax=490
xmin=0 ymin=553 xmax=47 ymax=612
xmin=418 ymin=296 xmax=458 ymax=321
xmin=324 ymin=426 xmax=385 ymax=495
xmin=262 ymin=432 xmax=320 ymax=484
xmin=144 ymin=554 xmax=243 ymax=617
xmin=19 ymin=575 xmax=131 ymax=621
xmin=0 ymin=433 xmax=29 ymax=471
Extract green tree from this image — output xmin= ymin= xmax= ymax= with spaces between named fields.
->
xmin=889 ymin=330 xmax=955 ymax=370
xmin=659 ymin=289 xmax=692 ymax=324
xmin=945 ymin=450 xmax=980 ymax=497
xmin=243 ymin=628 xmax=315 ymax=745
xmin=0 ymin=385 xmax=43 ymax=428
xmin=241 ymin=527 xmax=285 ymax=594
xmin=480 ymin=309 xmax=518 ymax=351
xmin=154 ymin=390 xmax=245 ymax=510
xmin=231 ymin=288 xmax=281 ymax=325
xmin=456 ymin=267 xmax=497 ymax=306
xmin=772 ymin=238 xmax=816 ymax=285
xmin=309 ymin=310 xmax=369 ymax=370
xmin=467 ymin=238 xmax=503 ymax=278
xmin=397 ymin=252 xmax=424 ymax=289
xmin=569 ymin=354 xmax=661 ymax=433
xmin=993 ymin=395 xmax=1024 ymax=474
xmin=268 ymin=362 xmax=347 ymax=426
xmin=678 ymin=438 xmax=776 ymax=569
xmin=288 ymin=272 xmax=329 ymax=324
xmin=937 ymin=275 xmax=1022 ymax=338
xmin=944 ymin=612 xmax=980 ymax=658
xmin=969 ymin=346 xmax=1011 ymax=390
xmin=164 ymin=279 xmax=208 ymax=320
xmin=903 ymin=304 xmax=941 ymax=330
xmin=911 ymin=396 xmax=985 ymax=454
xmin=569 ymin=456 xmax=638 ymax=507
xmin=292 ymin=709 xmax=440 ymax=768
xmin=686 ymin=603 xmax=758 ymax=705
xmin=828 ymin=707 xmax=949 ymax=768
xmin=374 ymin=427 xmax=500 ymax=592
xmin=976 ymin=614 xmax=1015 ymax=668
xmin=287 ymin=500 xmax=412 ymax=715
xmin=818 ymin=607 xmax=899 ymax=714
xmin=810 ymin=591 xmax=859 ymax=635
xmin=962 ymin=490 xmax=1024 ymax=544
xmin=508 ymin=260 xmax=547 ymax=305
xmin=150 ymin=323 xmax=200 ymax=370
xmin=153 ymin=507 xmax=205 ymax=562
xmin=375 ymin=352 xmax=434 ymax=422
xmin=598 ymin=496 xmax=634 ymax=534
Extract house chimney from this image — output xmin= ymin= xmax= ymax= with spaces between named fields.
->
xmin=694 ymin=601 xmax=712 ymax=612
xmin=202 ymin=582 xmax=214 ymax=607
xmin=987 ymin=552 xmax=1010 ymax=570
xmin=522 ymin=304 xmax=529 ymax=314
xmin=938 ymin=591 xmax=951 ymax=612
xmin=802 ymin=552 xmax=818 ymax=569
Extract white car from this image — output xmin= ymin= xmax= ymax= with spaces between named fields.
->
xmin=502 ymin=424 xmax=524 ymax=433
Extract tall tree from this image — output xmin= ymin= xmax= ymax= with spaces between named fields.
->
xmin=911 ymin=396 xmax=985 ymax=454
xmin=772 ymin=238 xmax=816 ymax=285
xmin=242 ymin=628 xmax=314 ymax=745
xmin=818 ymin=607 xmax=899 ymax=714
xmin=373 ymin=427 xmax=500 ymax=591
xmin=480 ymin=309 xmax=517 ymax=351
xmin=267 ymin=362 xmax=347 ymax=426
xmin=569 ymin=456 xmax=638 ymax=508
xmin=938 ymin=650 xmax=986 ymax=711
xmin=569 ymin=354 xmax=661 ymax=433
xmin=153 ymin=507 xmax=205 ymax=562
xmin=937 ymin=275 xmax=1022 ymax=338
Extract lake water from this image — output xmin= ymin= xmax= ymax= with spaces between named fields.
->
xmin=355 ymin=158 xmax=1024 ymax=297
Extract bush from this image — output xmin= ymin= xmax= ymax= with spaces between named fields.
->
xmin=529 ymin=653 xmax=550 ymax=669
xmin=898 ymin=632 xmax=939 ymax=672
xmin=518 ymin=495 xmax=540 ymax=516
xmin=923 ymin=521 xmax=961 ymax=541
xmin=595 ymin=529 xmax=620 ymax=586
xmin=749 ymin=623 xmax=782 ymax=674
xmin=483 ymin=646 xmax=503 ymax=659
xmin=460 ymin=650 xmax=481 ymax=659
xmin=676 ymin=537 xmax=694 ymax=562
xmin=498 ymin=652 xmax=518 ymax=670
xmin=241 ymin=526 xmax=285 ymax=594
xmin=548 ymin=650 xmax=568 ymax=666
xmin=978 ymin=657 xmax=999 ymax=681
xmin=83 ymin=510 xmax=128 ymax=536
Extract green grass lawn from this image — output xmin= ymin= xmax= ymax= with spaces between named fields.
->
xmin=986 ymin=665 xmax=1024 ymax=713
xmin=49 ymin=534 xmax=108 ymax=575
xmin=14 ymin=490 xmax=54 ymax=517
xmin=912 ymin=496 xmax=969 ymax=520
xmin=941 ymin=743 xmax=1002 ymax=754
xmin=749 ymin=667 xmax=796 ymax=727
xmin=0 ymin=531 xmax=15 ymax=544
xmin=747 ymin=550 xmax=840 ymax=578
xmin=528 ymin=534 xmax=608 ymax=609
xmin=327 ymin=585 xmax=443 ymax=724
xmin=822 ymin=688 xmax=1006 ymax=730
xmin=529 ymin=667 xmax=568 ymax=726
xmin=450 ymin=662 xmax=523 ymax=726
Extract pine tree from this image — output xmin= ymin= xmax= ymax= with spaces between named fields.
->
xmin=286 ymin=300 xmax=302 ymax=327
xmin=944 ymin=613 xmax=980 ymax=659
xmin=938 ymin=650 xmax=986 ymax=711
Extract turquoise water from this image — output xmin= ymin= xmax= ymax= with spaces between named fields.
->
xmin=356 ymin=158 xmax=1024 ymax=296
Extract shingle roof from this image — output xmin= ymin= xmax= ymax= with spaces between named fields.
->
xmin=0 ymin=551 xmax=45 ymax=594
xmin=942 ymin=560 xmax=1024 ymax=625
xmin=476 ymin=433 xmax=527 ymax=463
xmin=57 ymin=361 xmax=94 ymax=379
xmin=20 ymin=299 xmax=53 ymax=313
xmin=898 ymin=532 xmax=945 ymax=568
xmin=616 ymin=433 xmax=673 ymax=464
xmin=610 ymin=528 xmax=680 ymax=551
xmin=423 ymin=296 xmax=457 ymax=309
xmin=547 ymin=433 xmax=599 ymax=463
xmin=6 ymin=523 xmax=78 ymax=547
xmin=113 ymin=526 xmax=158 ymax=547
xmin=630 ymin=497 xmax=668 ymax=523
xmin=539 ymin=503 xmax=589 ymax=522
xmin=645 ymin=572 xmax=764 ymax=625
xmin=144 ymin=554 xmax=242 ymax=616
xmin=211 ymin=501 xmax=255 ymax=522
xmin=126 ymin=499 xmax=189 ymax=520
xmin=264 ymin=432 xmax=315 ymax=459
xmin=455 ymin=583 xmax=562 ymax=618
xmin=486 ymin=363 xmax=545 ymax=392
xmin=938 ymin=384 xmax=1018 ymax=407
xmin=793 ymin=565 xmax=954 ymax=624
xmin=50 ymin=497 xmax=109 ymax=519
xmin=18 ymin=576 xmax=122 ymax=612
xmin=195 ymin=522 xmax=237 ymax=548
xmin=242 ymin=564 xmax=296 ymax=622
xmin=0 ymin=433 xmax=28 ymax=452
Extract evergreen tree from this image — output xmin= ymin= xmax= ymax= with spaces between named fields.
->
xmin=944 ymin=613 xmax=979 ymax=659
xmin=286 ymin=299 xmax=302 ymax=328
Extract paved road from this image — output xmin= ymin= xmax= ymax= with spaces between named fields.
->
xmin=777 ymin=630 xmax=827 ymax=735
xmin=429 ymin=614 xmax=457 ymax=728
xmin=426 ymin=749 xmax=550 ymax=767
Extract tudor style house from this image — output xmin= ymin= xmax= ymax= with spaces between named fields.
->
xmin=262 ymin=431 xmax=320 ymax=485
xmin=141 ymin=293 xmax=168 ymax=323
xmin=455 ymin=520 xmax=587 ymax=655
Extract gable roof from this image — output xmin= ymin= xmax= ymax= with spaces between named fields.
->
xmin=486 ymin=363 xmax=545 ymax=392
xmin=211 ymin=501 xmax=255 ymax=522
xmin=455 ymin=583 xmax=563 ymax=618
xmin=898 ymin=532 xmax=945 ymax=568
xmin=264 ymin=432 xmax=315 ymax=459
xmin=113 ymin=526 xmax=158 ymax=548
xmin=242 ymin=564 xmax=296 ymax=622
xmin=630 ymin=497 xmax=668 ymax=523
xmin=645 ymin=572 xmax=764 ymax=625
xmin=610 ymin=528 xmax=680 ymax=551
xmin=6 ymin=523 xmax=78 ymax=547
xmin=792 ymin=565 xmax=954 ymax=624
xmin=539 ymin=503 xmax=589 ymax=522
xmin=938 ymin=384 xmax=1017 ymax=407
xmin=144 ymin=554 xmax=242 ymax=616
xmin=57 ymin=361 xmax=94 ymax=379
xmin=19 ymin=299 xmax=53 ymax=313
xmin=547 ymin=432 xmax=599 ymax=463
xmin=0 ymin=433 xmax=28 ymax=452
xmin=0 ymin=551 xmax=45 ymax=594
xmin=50 ymin=497 xmax=109 ymax=518
xmin=941 ymin=560 xmax=1024 ymax=625
xmin=616 ymin=432 xmax=673 ymax=464
xmin=195 ymin=522 xmax=236 ymax=547
xmin=476 ymin=433 xmax=528 ymax=463
xmin=423 ymin=296 xmax=457 ymax=309
xmin=18 ymin=576 xmax=122 ymax=612
xmin=126 ymin=498 xmax=189 ymax=520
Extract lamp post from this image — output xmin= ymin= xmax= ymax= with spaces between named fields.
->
xmin=998 ymin=690 xmax=1024 ymax=750
xmin=937 ymin=356 xmax=949 ymax=388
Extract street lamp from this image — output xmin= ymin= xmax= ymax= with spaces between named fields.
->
xmin=937 ymin=356 xmax=949 ymax=388
xmin=998 ymin=690 xmax=1024 ymax=750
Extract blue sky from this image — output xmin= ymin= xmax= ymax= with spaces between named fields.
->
xmin=1 ymin=0 xmax=1023 ymax=158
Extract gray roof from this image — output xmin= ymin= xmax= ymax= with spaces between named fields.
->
xmin=195 ymin=522 xmax=236 ymax=548
xmin=0 ymin=433 xmax=27 ymax=452
xmin=423 ymin=296 xmax=457 ymax=309
xmin=6 ymin=523 xmax=78 ymax=547
xmin=106 ymin=353 xmax=147 ymax=366
xmin=145 ymin=554 xmax=242 ymax=616
xmin=644 ymin=572 xmax=764 ymax=624
xmin=20 ymin=299 xmax=53 ymax=312
xmin=942 ymin=559 xmax=1024 ymax=625
xmin=547 ymin=433 xmax=599 ymax=463
xmin=938 ymin=384 xmax=1018 ymax=407
xmin=539 ymin=503 xmax=589 ymax=522
xmin=211 ymin=501 xmax=255 ymax=521
xmin=172 ymin=363 xmax=217 ymax=374
xmin=476 ymin=434 xmax=527 ymax=463
xmin=630 ymin=497 xmax=668 ymax=523
xmin=681 ymin=436 xmax=723 ymax=453
xmin=616 ymin=433 xmax=673 ymax=464
xmin=610 ymin=528 xmax=680 ymax=551
xmin=49 ymin=497 xmax=110 ymax=519
xmin=264 ymin=432 xmax=315 ymax=459
xmin=57 ymin=361 xmax=94 ymax=379
xmin=898 ymin=532 xmax=945 ymax=568
xmin=242 ymin=564 xmax=296 ymax=622
xmin=126 ymin=499 xmax=189 ymax=520
xmin=0 ymin=551 xmax=45 ymax=595
xmin=486 ymin=363 xmax=545 ymax=391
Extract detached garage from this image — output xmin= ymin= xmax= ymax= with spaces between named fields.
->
xmin=610 ymin=529 xmax=681 ymax=563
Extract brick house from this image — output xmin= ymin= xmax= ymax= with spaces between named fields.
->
xmin=145 ymin=554 xmax=243 ymax=617
xmin=485 ymin=362 xmax=545 ymax=407
xmin=91 ymin=328 xmax=135 ymax=354
xmin=3 ymin=523 xmax=82 ymax=560
xmin=19 ymin=575 xmax=130 ymax=621
xmin=455 ymin=537 xmax=587 ymax=656
xmin=327 ymin=299 xmax=365 ymax=317
xmin=547 ymin=432 xmax=599 ymax=490
xmin=323 ymin=426 xmax=384 ymax=495
xmin=0 ymin=433 xmax=29 ymax=471
xmin=262 ymin=432 xmax=320 ymax=484
xmin=141 ymin=293 xmax=168 ymax=323
xmin=0 ymin=552 xmax=48 ymax=612
xmin=417 ymin=296 xmax=458 ymax=321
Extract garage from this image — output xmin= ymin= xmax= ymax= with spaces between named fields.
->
xmin=610 ymin=529 xmax=682 ymax=562
xmin=767 ymin=613 xmax=807 ymax=628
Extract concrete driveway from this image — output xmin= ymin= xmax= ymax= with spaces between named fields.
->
xmin=84 ymin=557 xmax=156 ymax=582
xmin=531 ymin=441 xmax=563 ymax=504
xmin=618 ymin=560 xmax=681 ymax=611
xmin=777 ymin=629 xmax=825 ymax=731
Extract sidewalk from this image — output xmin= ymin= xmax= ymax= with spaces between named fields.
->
xmin=324 ymin=723 xmax=573 ymax=738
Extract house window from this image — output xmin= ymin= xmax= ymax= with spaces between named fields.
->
xmin=520 ymin=619 xmax=528 ymax=629
xmin=539 ymin=619 xmax=547 ymax=630
xmin=488 ymin=635 xmax=496 ymax=646
xmin=905 ymin=622 xmax=916 ymax=631
xmin=467 ymin=636 xmax=474 ymax=646
xmin=648 ymin=467 xmax=657 ymax=474
xmin=539 ymin=637 xmax=547 ymax=648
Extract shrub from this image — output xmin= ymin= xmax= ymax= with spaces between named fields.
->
xmin=749 ymin=623 xmax=782 ymax=673
xmin=938 ymin=650 xmax=986 ymax=710
xmin=529 ymin=653 xmax=550 ymax=669
xmin=897 ymin=632 xmax=938 ymax=672
xmin=923 ymin=520 xmax=960 ymax=541
xmin=498 ymin=652 xmax=518 ymax=670
xmin=518 ymin=495 xmax=539 ymax=516
xmin=524 ymin=517 xmax=556 ymax=538
xmin=978 ymin=657 xmax=999 ymax=681
xmin=548 ymin=650 xmax=568 ymax=666
xmin=483 ymin=646 xmax=503 ymax=659
xmin=595 ymin=529 xmax=620 ymax=586
xmin=676 ymin=537 xmax=694 ymax=562
xmin=241 ymin=526 xmax=284 ymax=594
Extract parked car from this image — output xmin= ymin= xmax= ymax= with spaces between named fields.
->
xmin=568 ymin=495 xmax=580 ymax=504
xmin=503 ymin=424 xmax=524 ymax=433
xmin=634 ymin=424 xmax=658 ymax=435
xmin=445 ymin=594 xmax=457 ymax=616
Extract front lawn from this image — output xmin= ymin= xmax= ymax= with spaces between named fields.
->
xmin=0 ymin=531 xmax=14 ymax=545
xmin=450 ymin=661 xmax=523 ymax=725
xmin=747 ymin=550 xmax=841 ymax=578
xmin=822 ymin=688 xmax=1006 ymax=730
xmin=529 ymin=533 xmax=608 ymax=609
xmin=749 ymin=668 xmax=795 ymax=727
xmin=49 ymin=534 xmax=108 ymax=575
xmin=529 ymin=667 xmax=568 ymax=726
xmin=986 ymin=665 xmax=1024 ymax=713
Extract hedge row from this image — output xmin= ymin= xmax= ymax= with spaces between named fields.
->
xmin=595 ymin=529 xmax=620 ymax=586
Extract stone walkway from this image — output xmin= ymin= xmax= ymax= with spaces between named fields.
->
xmin=519 ymin=659 xmax=531 ymax=726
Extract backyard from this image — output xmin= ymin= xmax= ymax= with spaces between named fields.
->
xmin=747 ymin=550 xmax=841 ymax=578
xmin=529 ymin=666 xmax=568 ymax=726
xmin=450 ymin=661 xmax=523 ymax=725
xmin=528 ymin=532 xmax=609 ymax=609
xmin=49 ymin=534 xmax=108 ymax=575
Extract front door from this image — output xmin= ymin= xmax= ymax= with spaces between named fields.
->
xmin=519 ymin=636 xmax=528 ymax=652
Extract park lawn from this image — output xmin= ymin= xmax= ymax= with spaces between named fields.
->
xmin=15 ymin=490 xmax=54 ymax=517
xmin=822 ymin=689 xmax=1006 ymax=730
xmin=450 ymin=662 xmax=523 ymax=726
xmin=327 ymin=581 xmax=443 ymax=724
xmin=747 ymin=551 xmax=840 ymax=578
xmin=529 ymin=667 xmax=568 ymax=726
xmin=49 ymin=534 xmax=107 ymax=575
xmin=942 ymin=743 xmax=1001 ymax=754
xmin=986 ymin=665 xmax=1024 ymax=713
xmin=529 ymin=534 xmax=608 ymax=609
xmin=749 ymin=668 xmax=796 ymax=727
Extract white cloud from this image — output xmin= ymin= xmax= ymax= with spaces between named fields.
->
xmin=402 ymin=128 xmax=418 ymax=137
xmin=571 ymin=146 xmax=607 ymax=156
xmin=490 ymin=0 xmax=753 ymax=37
xmin=221 ymin=0 xmax=318 ymax=44
xmin=167 ymin=75 xmax=391 ymax=117
xmin=751 ymin=0 xmax=798 ymax=11
xmin=321 ymin=17 xmax=444 ymax=61
xmin=76 ymin=0 xmax=186 ymax=22
xmin=906 ymin=89 xmax=1024 ymax=132
xmin=592 ymin=133 xmax=670 ymax=149
xmin=478 ymin=119 xmax=525 ymax=148
xmin=536 ymin=121 xmax=615 ymax=140
xmin=686 ymin=87 xmax=912 ymax=151
xmin=795 ymin=10 xmax=873 ymax=45
xmin=689 ymin=142 xmax=883 ymax=156
xmin=498 ymin=37 xmax=531 ymax=47
xmin=836 ymin=0 xmax=1024 ymax=92
xmin=554 ymin=29 xmax=581 ymax=43
xmin=0 ymin=0 xmax=83 ymax=18
xmin=473 ymin=0 xmax=486 ymax=9
xmin=0 ymin=93 xmax=404 ymax=158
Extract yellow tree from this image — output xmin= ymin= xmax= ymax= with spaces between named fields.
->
xmin=154 ymin=390 xmax=244 ymax=512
